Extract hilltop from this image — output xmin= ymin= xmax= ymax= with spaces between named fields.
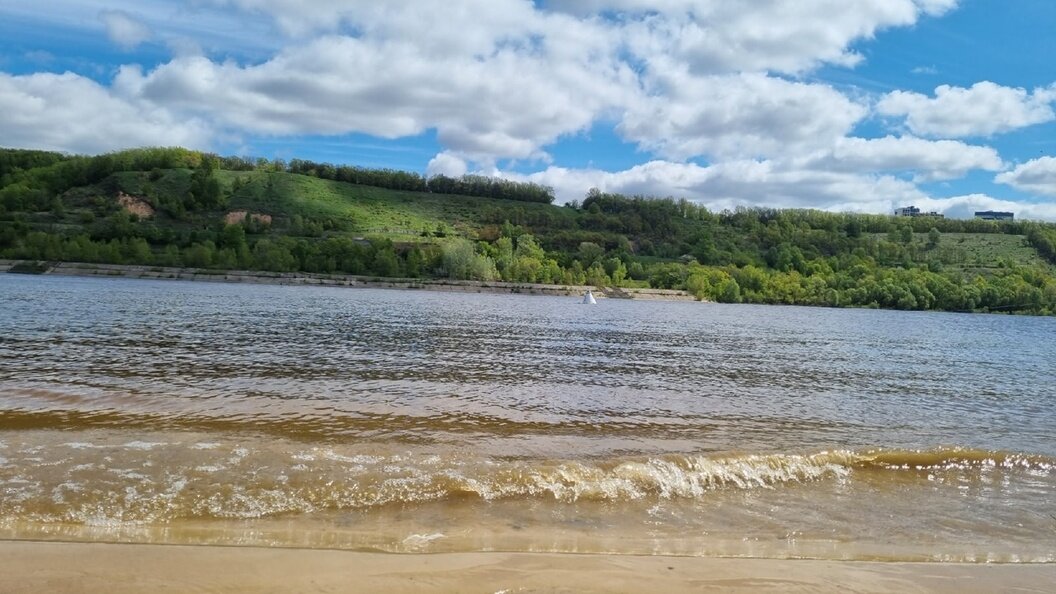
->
xmin=3 ymin=146 xmax=1056 ymax=314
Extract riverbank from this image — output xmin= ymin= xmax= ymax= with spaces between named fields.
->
xmin=0 ymin=259 xmax=696 ymax=301
xmin=0 ymin=542 xmax=1052 ymax=594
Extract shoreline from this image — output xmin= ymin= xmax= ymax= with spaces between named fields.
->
xmin=0 ymin=259 xmax=697 ymax=301
xmin=0 ymin=541 xmax=1052 ymax=594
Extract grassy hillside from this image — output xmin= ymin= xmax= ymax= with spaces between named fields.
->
xmin=4 ymin=146 xmax=1056 ymax=315
xmin=93 ymin=168 xmax=574 ymax=241
xmin=932 ymin=233 xmax=1051 ymax=271
xmin=876 ymin=232 xmax=1053 ymax=273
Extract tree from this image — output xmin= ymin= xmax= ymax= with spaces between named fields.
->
xmin=252 ymin=239 xmax=297 ymax=272
xmin=577 ymin=241 xmax=604 ymax=267
xmin=189 ymin=159 xmax=224 ymax=210
xmin=585 ymin=262 xmax=610 ymax=287
xmin=372 ymin=245 xmax=401 ymax=277
xmin=405 ymin=247 xmax=426 ymax=278
xmin=927 ymin=227 xmax=941 ymax=249
xmin=442 ymin=239 xmax=498 ymax=281
xmin=899 ymin=225 xmax=914 ymax=244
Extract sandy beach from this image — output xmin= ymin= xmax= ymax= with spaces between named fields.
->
xmin=0 ymin=541 xmax=1052 ymax=593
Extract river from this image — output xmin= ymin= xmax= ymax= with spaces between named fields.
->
xmin=0 ymin=274 xmax=1053 ymax=561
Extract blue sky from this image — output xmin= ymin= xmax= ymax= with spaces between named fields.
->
xmin=2 ymin=0 xmax=1055 ymax=219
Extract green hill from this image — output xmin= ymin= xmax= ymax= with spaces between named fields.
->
xmin=3 ymin=146 xmax=1056 ymax=315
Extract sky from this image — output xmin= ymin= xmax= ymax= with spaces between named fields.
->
xmin=2 ymin=0 xmax=1056 ymax=219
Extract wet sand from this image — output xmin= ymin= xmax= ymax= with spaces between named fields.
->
xmin=0 ymin=541 xmax=1052 ymax=593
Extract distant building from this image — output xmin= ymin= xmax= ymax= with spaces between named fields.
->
xmin=894 ymin=205 xmax=944 ymax=218
xmin=974 ymin=210 xmax=1014 ymax=221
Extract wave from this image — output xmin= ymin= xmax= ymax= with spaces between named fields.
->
xmin=0 ymin=444 xmax=1051 ymax=523
xmin=856 ymin=448 xmax=1054 ymax=470
xmin=0 ymin=402 xmax=701 ymax=439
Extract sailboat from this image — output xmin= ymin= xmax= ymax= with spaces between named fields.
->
xmin=582 ymin=290 xmax=597 ymax=304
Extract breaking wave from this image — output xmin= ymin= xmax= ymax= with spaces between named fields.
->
xmin=0 ymin=444 xmax=1050 ymax=523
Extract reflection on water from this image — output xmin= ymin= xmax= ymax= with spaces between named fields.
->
xmin=0 ymin=275 xmax=1054 ymax=560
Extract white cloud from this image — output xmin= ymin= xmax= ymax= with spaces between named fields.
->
xmin=113 ymin=26 xmax=635 ymax=162
xmin=2 ymin=0 xmax=983 ymax=169
xmin=10 ymin=0 xmax=1041 ymax=223
xmin=554 ymin=0 xmax=957 ymax=74
xmin=619 ymin=72 xmax=866 ymax=160
xmin=503 ymin=159 xmax=927 ymax=214
xmin=499 ymin=161 xmax=1056 ymax=221
xmin=913 ymin=194 xmax=1056 ymax=221
xmin=426 ymin=152 xmax=468 ymax=178
xmin=99 ymin=9 xmax=153 ymax=50
xmin=199 ymin=0 xmax=958 ymax=75
xmin=201 ymin=0 xmax=539 ymax=46
xmin=0 ymin=72 xmax=211 ymax=155
xmin=796 ymin=136 xmax=1003 ymax=182
xmin=877 ymin=81 xmax=1056 ymax=137
xmin=995 ymin=157 xmax=1056 ymax=197
xmin=910 ymin=65 xmax=937 ymax=75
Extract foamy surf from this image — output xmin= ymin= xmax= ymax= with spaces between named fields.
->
xmin=0 ymin=434 xmax=1052 ymax=561
xmin=0 ymin=436 xmax=1052 ymax=524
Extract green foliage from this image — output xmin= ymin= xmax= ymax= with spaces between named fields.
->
xmin=1026 ymin=224 xmax=1056 ymax=265
xmin=927 ymin=227 xmax=941 ymax=249
xmin=427 ymin=174 xmax=554 ymax=204
xmin=442 ymin=239 xmax=499 ymax=281
xmin=687 ymin=267 xmax=742 ymax=303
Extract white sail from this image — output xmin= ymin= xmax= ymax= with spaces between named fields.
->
xmin=583 ymin=290 xmax=597 ymax=304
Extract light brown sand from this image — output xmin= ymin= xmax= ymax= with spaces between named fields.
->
xmin=0 ymin=541 xmax=1052 ymax=593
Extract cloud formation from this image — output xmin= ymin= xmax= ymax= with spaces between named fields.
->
xmin=796 ymin=136 xmax=1003 ymax=182
xmin=995 ymin=157 xmax=1056 ymax=197
xmin=6 ymin=0 xmax=1056 ymax=218
xmin=99 ymin=9 xmax=153 ymax=50
xmin=878 ymin=82 xmax=1056 ymax=137
xmin=504 ymin=159 xmax=927 ymax=214
xmin=0 ymin=72 xmax=210 ymax=154
xmin=619 ymin=72 xmax=866 ymax=160
xmin=553 ymin=0 xmax=957 ymax=74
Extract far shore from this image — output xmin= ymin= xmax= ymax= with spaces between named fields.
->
xmin=0 ymin=259 xmax=697 ymax=301
xmin=0 ymin=541 xmax=1052 ymax=594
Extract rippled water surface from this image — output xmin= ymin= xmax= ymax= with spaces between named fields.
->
xmin=1 ymin=275 xmax=1054 ymax=561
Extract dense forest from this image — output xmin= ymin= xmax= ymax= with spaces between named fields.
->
xmin=3 ymin=147 xmax=1056 ymax=315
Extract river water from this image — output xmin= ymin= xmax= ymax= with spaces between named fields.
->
xmin=0 ymin=274 xmax=1053 ymax=561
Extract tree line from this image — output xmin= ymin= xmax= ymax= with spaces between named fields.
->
xmin=287 ymin=158 xmax=554 ymax=204
xmin=4 ymin=147 xmax=1056 ymax=315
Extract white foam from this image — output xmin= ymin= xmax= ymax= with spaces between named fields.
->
xmin=108 ymin=468 xmax=150 ymax=481
xmin=51 ymin=482 xmax=83 ymax=504
xmin=82 ymin=515 xmax=144 ymax=528
xmin=192 ymin=442 xmax=222 ymax=450
xmin=402 ymin=533 xmax=445 ymax=549
xmin=165 ymin=477 xmax=188 ymax=498
xmin=123 ymin=441 xmax=168 ymax=450
xmin=323 ymin=450 xmax=381 ymax=465
xmin=62 ymin=442 xmax=103 ymax=450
